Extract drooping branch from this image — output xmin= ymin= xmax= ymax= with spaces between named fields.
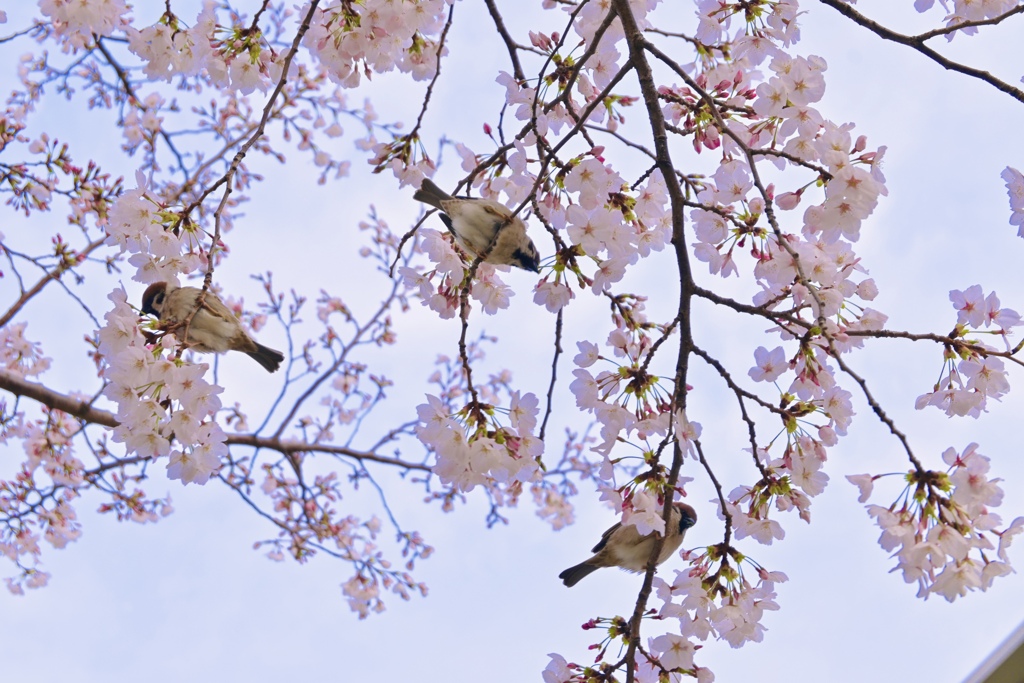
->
xmin=484 ymin=0 xmax=527 ymax=83
xmin=0 ymin=371 xmax=431 ymax=471
xmin=817 ymin=0 xmax=1024 ymax=104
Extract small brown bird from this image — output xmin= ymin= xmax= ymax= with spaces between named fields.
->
xmin=413 ymin=178 xmax=541 ymax=273
xmin=141 ymin=282 xmax=285 ymax=373
xmin=559 ymin=502 xmax=697 ymax=587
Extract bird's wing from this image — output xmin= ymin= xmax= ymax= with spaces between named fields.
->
xmin=592 ymin=522 xmax=621 ymax=553
xmin=197 ymin=293 xmax=238 ymax=322
xmin=482 ymin=202 xmax=508 ymax=217
xmin=438 ymin=212 xmax=455 ymax=236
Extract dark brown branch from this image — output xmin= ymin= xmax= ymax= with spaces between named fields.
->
xmin=0 ymin=371 xmax=118 ymax=428
xmin=824 ymin=339 xmax=926 ymax=475
xmin=844 ymin=328 xmax=1024 ymax=367
xmin=226 ymin=434 xmax=431 ymax=471
xmin=484 ymin=0 xmax=526 ymax=83
xmin=408 ymin=3 xmax=456 ymax=141
xmin=0 ymin=371 xmax=431 ymax=471
xmin=913 ymin=3 xmax=1024 ymax=40
xmin=817 ymin=0 xmax=1024 ymax=104
xmin=538 ymin=308 xmax=564 ymax=442
xmin=612 ymin=1 xmax=695 ymax=680
xmin=0 ymin=24 xmax=44 ymax=45
xmin=694 ymin=438 xmax=732 ymax=545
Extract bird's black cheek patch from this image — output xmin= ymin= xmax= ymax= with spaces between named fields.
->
xmin=513 ymin=248 xmax=539 ymax=271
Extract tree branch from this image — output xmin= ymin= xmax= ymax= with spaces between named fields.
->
xmin=612 ymin=1 xmax=696 ymax=679
xmin=0 ymin=370 xmax=431 ymax=471
xmin=817 ymin=0 xmax=1024 ymax=104
xmin=0 ymin=237 xmax=106 ymax=329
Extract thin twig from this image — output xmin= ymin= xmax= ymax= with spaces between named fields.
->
xmin=538 ymin=308 xmax=563 ymax=442
xmin=817 ymin=0 xmax=1024 ymax=104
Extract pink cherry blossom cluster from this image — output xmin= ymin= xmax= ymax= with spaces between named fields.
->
xmin=521 ymin=0 xmax=1019 ymax=674
xmin=302 ymin=0 xmax=449 ymax=89
xmin=2 ymin=128 xmax=121 ymax=228
xmin=543 ymin=559 xmax=784 ymax=681
xmin=721 ymin=448 xmax=820 ymax=546
xmin=0 ymin=322 xmax=52 ymax=378
xmin=695 ymin=0 xmax=801 ymax=48
xmin=401 ymin=227 xmax=515 ymax=318
xmin=0 ymin=405 xmax=82 ymax=594
xmin=126 ymin=3 xmax=217 ymax=82
xmin=97 ymin=170 xmax=231 ymax=486
xmin=3 ymin=0 xmax=534 ymax=612
xmin=416 ymin=390 xmax=542 ymax=493
xmin=38 ymin=0 xmax=129 ymax=52
xmin=656 ymin=562 xmax=787 ymax=650
xmin=848 ymin=443 xmax=1024 ymax=602
xmin=914 ymin=285 xmax=1021 ymax=417
xmin=527 ymin=429 xmax=606 ymax=531
xmin=568 ymin=309 xmax=677 ymax=465
xmin=91 ymin=1 xmax=288 ymax=95
xmin=550 ymin=164 xmax=673 ymax=295
xmin=741 ymin=343 xmax=854 ymax=516
xmin=532 ymin=484 xmax=576 ymax=531
xmin=98 ymin=287 xmax=226 ymax=486
xmin=105 ymin=173 xmax=204 ymax=285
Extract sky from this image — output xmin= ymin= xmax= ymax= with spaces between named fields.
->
xmin=2 ymin=2 xmax=1024 ymax=682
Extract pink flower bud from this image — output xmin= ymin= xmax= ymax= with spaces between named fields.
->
xmin=528 ymin=31 xmax=552 ymax=51
xmin=775 ymin=191 xmax=802 ymax=210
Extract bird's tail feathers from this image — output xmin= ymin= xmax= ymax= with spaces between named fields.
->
xmin=413 ymin=177 xmax=452 ymax=211
xmin=559 ymin=561 xmax=599 ymax=588
xmin=248 ymin=343 xmax=285 ymax=373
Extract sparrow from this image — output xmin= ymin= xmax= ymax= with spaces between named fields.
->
xmin=413 ymin=178 xmax=541 ymax=273
xmin=559 ymin=502 xmax=697 ymax=587
xmin=140 ymin=282 xmax=285 ymax=373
